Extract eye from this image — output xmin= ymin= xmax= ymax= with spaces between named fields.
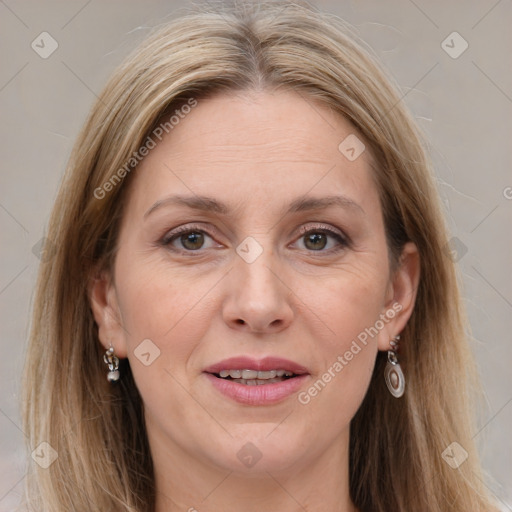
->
xmin=293 ymin=224 xmax=348 ymax=252
xmin=161 ymin=225 xmax=219 ymax=252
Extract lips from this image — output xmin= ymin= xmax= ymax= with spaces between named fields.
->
xmin=203 ymin=356 xmax=310 ymax=405
xmin=204 ymin=356 xmax=309 ymax=375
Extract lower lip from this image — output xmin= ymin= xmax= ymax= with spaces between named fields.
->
xmin=204 ymin=373 xmax=309 ymax=405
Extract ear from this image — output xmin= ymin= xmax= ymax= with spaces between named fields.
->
xmin=88 ymin=267 xmax=128 ymax=358
xmin=377 ymin=242 xmax=420 ymax=351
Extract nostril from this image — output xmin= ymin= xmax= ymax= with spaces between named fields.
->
xmin=235 ymin=319 xmax=245 ymax=325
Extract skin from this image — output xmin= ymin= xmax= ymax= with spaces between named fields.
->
xmin=90 ymin=89 xmax=420 ymax=512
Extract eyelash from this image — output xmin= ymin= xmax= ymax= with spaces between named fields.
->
xmin=160 ymin=223 xmax=349 ymax=254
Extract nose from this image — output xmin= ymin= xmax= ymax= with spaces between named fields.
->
xmin=222 ymin=249 xmax=294 ymax=334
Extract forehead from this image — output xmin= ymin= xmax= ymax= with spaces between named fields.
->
xmin=123 ymin=90 xmax=380 ymax=220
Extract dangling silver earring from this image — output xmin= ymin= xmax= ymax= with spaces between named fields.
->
xmin=384 ymin=335 xmax=405 ymax=398
xmin=103 ymin=345 xmax=120 ymax=382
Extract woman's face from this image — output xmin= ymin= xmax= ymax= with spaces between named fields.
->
xmin=91 ymin=90 xmax=418 ymax=477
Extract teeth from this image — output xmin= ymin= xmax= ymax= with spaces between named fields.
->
xmin=241 ymin=369 xmax=258 ymax=379
xmin=257 ymin=370 xmax=277 ymax=379
xmin=232 ymin=378 xmax=284 ymax=385
xmin=217 ymin=369 xmax=295 ymax=380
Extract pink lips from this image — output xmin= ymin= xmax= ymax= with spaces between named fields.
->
xmin=203 ymin=356 xmax=310 ymax=406
xmin=204 ymin=356 xmax=309 ymax=375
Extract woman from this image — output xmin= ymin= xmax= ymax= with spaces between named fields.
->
xmin=21 ymin=1 xmax=499 ymax=511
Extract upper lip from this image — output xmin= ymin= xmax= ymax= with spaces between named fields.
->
xmin=204 ymin=356 xmax=309 ymax=375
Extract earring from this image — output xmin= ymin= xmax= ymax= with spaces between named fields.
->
xmin=384 ymin=335 xmax=405 ymax=398
xmin=103 ymin=345 xmax=120 ymax=382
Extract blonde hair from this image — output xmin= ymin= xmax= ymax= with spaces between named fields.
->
xmin=22 ymin=1 xmax=498 ymax=510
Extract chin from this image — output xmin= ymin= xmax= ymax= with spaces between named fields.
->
xmin=207 ymin=428 xmax=310 ymax=475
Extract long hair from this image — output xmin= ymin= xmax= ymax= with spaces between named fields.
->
xmin=21 ymin=1 xmax=498 ymax=510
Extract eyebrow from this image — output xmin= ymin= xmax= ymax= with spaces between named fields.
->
xmin=288 ymin=195 xmax=364 ymax=214
xmin=143 ymin=193 xmax=365 ymax=219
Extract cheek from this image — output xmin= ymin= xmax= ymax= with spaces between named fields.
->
xmin=113 ymin=256 xmax=219 ymax=385
xmin=297 ymin=258 xmax=388 ymax=404
xmin=308 ymin=260 xmax=389 ymax=341
xmin=295 ymin=274 xmax=385 ymax=427
xmin=115 ymin=251 xmax=215 ymax=333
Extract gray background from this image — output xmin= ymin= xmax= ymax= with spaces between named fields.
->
xmin=1 ymin=0 xmax=511 ymax=510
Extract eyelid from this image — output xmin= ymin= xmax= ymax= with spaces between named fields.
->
xmin=161 ymin=223 xmax=219 ymax=248
xmin=295 ymin=222 xmax=350 ymax=246
xmin=296 ymin=222 xmax=345 ymax=238
xmin=160 ymin=221 xmax=350 ymax=252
